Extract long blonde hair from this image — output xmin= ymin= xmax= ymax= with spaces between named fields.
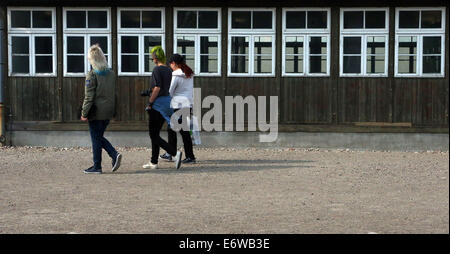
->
xmin=88 ymin=44 xmax=108 ymax=71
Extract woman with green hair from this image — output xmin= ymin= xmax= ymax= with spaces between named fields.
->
xmin=140 ymin=46 xmax=182 ymax=170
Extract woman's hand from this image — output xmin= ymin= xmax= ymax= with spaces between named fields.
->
xmin=81 ymin=116 xmax=88 ymax=121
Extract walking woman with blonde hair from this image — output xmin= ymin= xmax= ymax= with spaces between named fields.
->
xmin=81 ymin=44 xmax=122 ymax=174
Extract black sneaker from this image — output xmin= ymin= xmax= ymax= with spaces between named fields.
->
xmin=181 ymin=158 xmax=196 ymax=164
xmin=84 ymin=167 xmax=102 ymax=174
xmin=112 ymin=153 xmax=122 ymax=172
xmin=159 ymin=153 xmax=173 ymax=162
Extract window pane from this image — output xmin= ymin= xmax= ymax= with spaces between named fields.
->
xmin=285 ymin=55 xmax=304 ymax=73
xmin=90 ymin=36 xmax=108 ymax=54
xmin=286 ymin=11 xmax=306 ymax=29
xmin=254 ymin=56 xmax=272 ymax=73
xmin=231 ymin=37 xmax=249 ymax=54
xmin=366 ymin=36 xmax=385 ymax=55
xmin=67 ymin=56 xmax=84 ymax=73
xmin=35 ymin=36 xmax=52 ymax=54
xmin=67 ymin=36 xmax=84 ymax=54
xmin=231 ymin=56 xmax=249 ymax=73
xmin=200 ymin=55 xmax=218 ymax=73
xmin=11 ymin=11 xmax=31 ymax=28
xmin=399 ymin=11 xmax=419 ymax=28
xmin=177 ymin=11 xmax=197 ymax=28
xmin=365 ymin=11 xmax=385 ymax=29
xmin=144 ymin=54 xmax=156 ymax=73
xmin=182 ymin=55 xmax=196 ymax=72
xmin=88 ymin=11 xmax=108 ymax=28
xmin=32 ymin=11 xmax=52 ymax=28
xmin=177 ymin=36 xmax=195 ymax=55
xmin=121 ymin=11 xmax=140 ymax=28
xmin=198 ymin=11 xmax=218 ymax=28
xmin=35 ymin=56 xmax=53 ymax=73
xmin=309 ymin=56 xmax=327 ymax=73
xmin=285 ymin=36 xmax=304 ymax=55
xmin=232 ymin=11 xmax=251 ymax=29
xmin=254 ymin=36 xmax=272 ymax=55
xmin=423 ymin=56 xmax=441 ymax=73
xmin=343 ymin=56 xmax=361 ymax=73
xmin=12 ymin=56 xmax=29 ymax=74
xmin=344 ymin=11 xmax=363 ymax=29
xmin=421 ymin=11 xmax=442 ymax=28
xmin=66 ymin=11 xmax=86 ymax=28
xmin=142 ymin=11 xmax=162 ymax=28
xmin=423 ymin=37 xmax=441 ymax=55
xmin=121 ymin=55 xmax=138 ymax=72
xmin=121 ymin=36 xmax=138 ymax=53
xmin=307 ymin=11 xmax=327 ymax=29
xmin=309 ymin=36 xmax=327 ymax=55
xmin=253 ymin=11 xmax=272 ymax=29
xmin=11 ymin=37 xmax=29 ymax=54
xmin=398 ymin=55 xmax=416 ymax=74
xmin=343 ymin=37 xmax=361 ymax=54
xmin=144 ymin=36 xmax=162 ymax=55
xmin=367 ymin=56 xmax=385 ymax=74
xmin=200 ymin=36 xmax=218 ymax=55
xmin=398 ymin=36 xmax=417 ymax=55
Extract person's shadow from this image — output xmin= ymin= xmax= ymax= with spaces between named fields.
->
xmin=108 ymin=159 xmax=314 ymax=175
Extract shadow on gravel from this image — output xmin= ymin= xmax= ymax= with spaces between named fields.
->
xmin=107 ymin=159 xmax=314 ymax=175
xmin=201 ymin=159 xmax=314 ymax=164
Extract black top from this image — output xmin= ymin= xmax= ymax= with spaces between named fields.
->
xmin=151 ymin=65 xmax=172 ymax=97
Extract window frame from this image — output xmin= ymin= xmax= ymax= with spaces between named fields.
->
xmin=395 ymin=34 xmax=445 ymax=77
xmin=340 ymin=7 xmax=389 ymax=33
xmin=395 ymin=7 xmax=446 ymax=78
xmin=228 ymin=8 xmax=276 ymax=77
xmin=118 ymin=34 xmax=166 ymax=76
xmin=63 ymin=33 xmax=112 ymax=77
xmin=228 ymin=34 xmax=276 ymax=77
xmin=117 ymin=7 xmax=165 ymax=33
xmin=7 ymin=7 xmax=56 ymax=33
xmin=174 ymin=7 xmax=221 ymax=33
xmin=63 ymin=7 xmax=111 ymax=33
xmin=174 ymin=34 xmax=221 ymax=77
xmin=339 ymin=8 xmax=389 ymax=77
xmin=7 ymin=7 xmax=56 ymax=77
xmin=63 ymin=7 xmax=111 ymax=77
xmin=174 ymin=7 xmax=222 ymax=77
xmin=282 ymin=8 xmax=330 ymax=77
xmin=117 ymin=7 xmax=165 ymax=76
xmin=228 ymin=8 xmax=276 ymax=34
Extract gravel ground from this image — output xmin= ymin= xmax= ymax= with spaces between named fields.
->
xmin=0 ymin=146 xmax=448 ymax=234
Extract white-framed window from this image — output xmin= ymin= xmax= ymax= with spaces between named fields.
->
xmin=174 ymin=8 xmax=221 ymax=76
xmin=282 ymin=8 xmax=330 ymax=76
xmin=395 ymin=7 xmax=446 ymax=77
xmin=228 ymin=8 xmax=276 ymax=77
xmin=7 ymin=7 xmax=56 ymax=76
xmin=340 ymin=8 xmax=389 ymax=77
xmin=63 ymin=8 xmax=111 ymax=76
xmin=117 ymin=8 xmax=165 ymax=76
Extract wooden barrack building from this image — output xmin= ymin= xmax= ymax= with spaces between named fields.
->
xmin=0 ymin=0 xmax=448 ymax=141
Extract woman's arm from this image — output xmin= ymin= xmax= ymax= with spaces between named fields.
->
xmin=149 ymin=86 xmax=160 ymax=105
xmin=81 ymin=73 xmax=96 ymax=120
xmin=169 ymin=76 xmax=178 ymax=96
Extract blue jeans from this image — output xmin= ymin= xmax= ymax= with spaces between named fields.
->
xmin=88 ymin=120 xmax=117 ymax=169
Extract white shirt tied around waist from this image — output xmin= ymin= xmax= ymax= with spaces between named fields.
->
xmin=169 ymin=68 xmax=194 ymax=109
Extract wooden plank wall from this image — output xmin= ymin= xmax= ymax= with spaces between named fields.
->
xmin=2 ymin=3 xmax=449 ymax=131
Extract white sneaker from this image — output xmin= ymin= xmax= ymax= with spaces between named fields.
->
xmin=174 ymin=151 xmax=182 ymax=169
xmin=142 ymin=161 xmax=158 ymax=169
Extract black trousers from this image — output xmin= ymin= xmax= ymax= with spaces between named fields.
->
xmin=167 ymin=108 xmax=195 ymax=160
xmin=148 ymin=108 xmax=177 ymax=164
